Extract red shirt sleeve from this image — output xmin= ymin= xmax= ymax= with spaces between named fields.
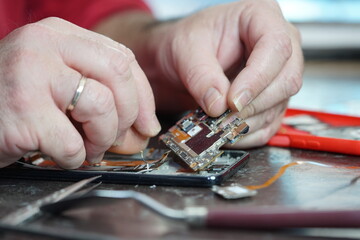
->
xmin=27 ymin=0 xmax=151 ymax=29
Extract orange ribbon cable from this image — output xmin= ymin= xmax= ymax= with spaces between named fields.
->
xmin=246 ymin=162 xmax=300 ymax=190
xmin=245 ymin=161 xmax=360 ymax=191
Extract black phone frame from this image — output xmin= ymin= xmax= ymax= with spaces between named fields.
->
xmin=0 ymin=150 xmax=249 ymax=187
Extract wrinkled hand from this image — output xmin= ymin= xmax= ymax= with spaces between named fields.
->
xmin=150 ymin=0 xmax=303 ymax=148
xmin=0 ymin=17 xmax=160 ymax=168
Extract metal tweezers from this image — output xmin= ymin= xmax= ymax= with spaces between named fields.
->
xmin=0 ymin=176 xmax=119 ymax=240
xmin=1 ymin=176 xmax=101 ymax=226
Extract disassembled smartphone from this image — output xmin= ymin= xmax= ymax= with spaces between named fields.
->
xmin=0 ymin=108 xmax=250 ymax=187
xmin=1 ymin=149 xmax=249 ymax=187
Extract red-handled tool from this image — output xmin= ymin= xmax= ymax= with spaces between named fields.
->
xmin=41 ymin=190 xmax=360 ymax=229
xmin=203 ymin=208 xmax=360 ymax=228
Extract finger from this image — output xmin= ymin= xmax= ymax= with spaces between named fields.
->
xmin=38 ymin=110 xmax=86 ymax=169
xmin=237 ymin=26 xmax=303 ymax=119
xmin=36 ymin=17 xmax=124 ymax=52
xmin=244 ymin=100 xmax=288 ymax=134
xmin=0 ymin=110 xmax=86 ymax=169
xmin=0 ymin=141 xmax=26 ymax=168
xmin=38 ymin=18 xmax=158 ymax=142
xmin=63 ymin=15 xmax=161 ymax=137
xmin=130 ymin=61 xmax=161 ymax=137
xmin=0 ymin=126 xmax=29 ymax=167
xmin=229 ymin=32 xmax=292 ymax=113
xmin=58 ymin=34 xmax=138 ymax=140
xmin=226 ymin=108 xmax=285 ymax=149
xmin=0 ymin=66 xmax=86 ymax=169
xmin=50 ymin=68 xmax=118 ymax=164
xmin=175 ymin=34 xmax=230 ymax=117
xmin=108 ymin=127 xmax=150 ymax=155
xmin=228 ymin=3 xmax=293 ymax=113
xmin=69 ymin=77 xmax=118 ymax=164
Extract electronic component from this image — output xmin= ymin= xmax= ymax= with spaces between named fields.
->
xmin=3 ymin=149 xmax=249 ymax=187
xmin=160 ymin=108 xmax=249 ymax=171
xmin=212 ymin=184 xmax=257 ymax=199
xmin=20 ymin=149 xmax=169 ymax=172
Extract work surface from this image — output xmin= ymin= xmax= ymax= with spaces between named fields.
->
xmin=1 ymin=60 xmax=360 ymax=239
xmin=1 ymin=146 xmax=360 ymax=240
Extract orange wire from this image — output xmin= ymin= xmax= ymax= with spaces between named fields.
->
xmin=245 ymin=161 xmax=360 ymax=191
xmin=336 ymin=166 xmax=360 ymax=169
xmin=246 ymin=162 xmax=300 ymax=190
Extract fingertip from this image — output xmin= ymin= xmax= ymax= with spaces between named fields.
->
xmin=58 ymin=131 xmax=86 ymax=169
xmin=38 ymin=113 xmax=87 ymax=169
xmin=238 ymin=108 xmax=251 ymax=119
xmin=231 ymin=89 xmax=253 ymax=113
xmin=108 ymin=129 xmax=149 ymax=154
xmin=108 ymin=138 xmax=149 ymax=154
xmin=54 ymin=144 xmax=86 ymax=169
xmin=133 ymin=112 xmax=161 ymax=137
xmin=130 ymin=62 xmax=160 ymax=137
xmin=147 ymin=113 xmax=162 ymax=136
xmin=86 ymin=152 xmax=105 ymax=165
xmin=203 ymin=87 xmax=227 ymax=117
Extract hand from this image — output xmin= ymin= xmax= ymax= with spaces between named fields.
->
xmin=0 ymin=17 xmax=160 ymax=168
xmin=147 ymin=0 xmax=303 ymax=147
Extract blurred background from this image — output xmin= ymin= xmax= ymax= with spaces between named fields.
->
xmin=145 ymin=0 xmax=360 ymax=116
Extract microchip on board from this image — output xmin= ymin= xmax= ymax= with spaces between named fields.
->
xmin=160 ymin=108 xmax=249 ymax=171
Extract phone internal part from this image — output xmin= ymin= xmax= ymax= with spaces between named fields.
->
xmin=212 ymin=184 xmax=257 ymax=199
xmin=19 ymin=149 xmax=170 ymax=172
xmin=160 ymin=108 xmax=249 ymax=171
xmin=16 ymin=149 xmax=249 ymax=181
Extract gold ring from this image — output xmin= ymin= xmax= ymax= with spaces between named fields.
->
xmin=67 ymin=75 xmax=87 ymax=111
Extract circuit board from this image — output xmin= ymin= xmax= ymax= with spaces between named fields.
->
xmin=160 ymin=108 xmax=249 ymax=171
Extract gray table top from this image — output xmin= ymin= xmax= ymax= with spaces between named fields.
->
xmin=1 ymin=146 xmax=360 ymax=239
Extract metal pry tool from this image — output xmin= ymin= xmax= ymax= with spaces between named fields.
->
xmin=1 ymin=175 xmax=101 ymax=226
xmin=42 ymin=189 xmax=360 ymax=229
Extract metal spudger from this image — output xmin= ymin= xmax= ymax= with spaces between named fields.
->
xmin=42 ymin=190 xmax=186 ymax=220
xmin=1 ymin=175 xmax=101 ymax=225
xmin=42 ymin=190 xmax=360 ymax=229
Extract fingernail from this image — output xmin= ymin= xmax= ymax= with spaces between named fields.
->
xmin=87 ymin=152 xmax=104 ymax=165
xmin=150 ymin=113 xmax=162 ymax=135
xmin=233 ymin=90 xmax=253 ymax=112
xmin=239 ymin=106 xmax=251 ymax=119
xmin=204 ymin=87 xmax=222 ymax=114
xmin=112 ymin=140 xmax=122 ymax=147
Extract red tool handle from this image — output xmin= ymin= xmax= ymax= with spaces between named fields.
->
xmin=205 ymin=208 xmax=360 ymax=229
